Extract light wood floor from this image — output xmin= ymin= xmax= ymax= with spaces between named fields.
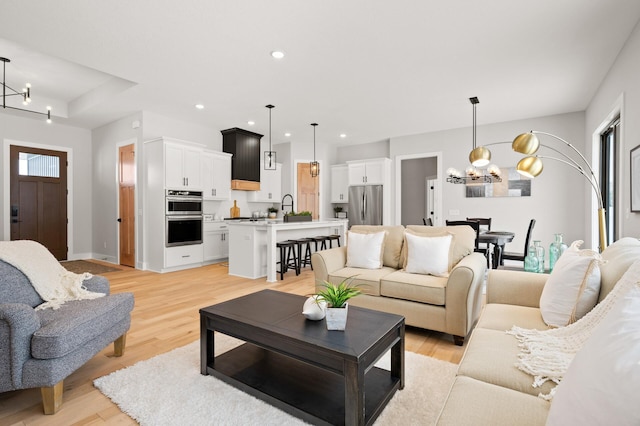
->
xmin=0 ymin=261 xmax=466 ymax=425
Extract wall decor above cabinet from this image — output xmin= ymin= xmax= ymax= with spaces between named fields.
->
xmin=221 ymin=127 xmax=263 ymax=191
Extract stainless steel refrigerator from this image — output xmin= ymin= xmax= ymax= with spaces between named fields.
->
xmin=348 ymin=185 xmax=383 ymax=226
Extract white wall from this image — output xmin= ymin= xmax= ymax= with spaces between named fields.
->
xmin=0 ymin=113 xmax=93 ymax=258
xmin=586 ymin=19 xmax=640 ymax=240
xmin=91 ymin=112 xmax=142 ymax=264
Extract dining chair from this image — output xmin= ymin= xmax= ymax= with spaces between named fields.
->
xmin=467 ymin=217 xmax=492 ymax=257
xmin=446 ymin=220 xmax=490 ymax=267
xmin=501 ymin=219 xmax=536 ymax=265
xmin=422 ymin=217 xmax=433 ymax=226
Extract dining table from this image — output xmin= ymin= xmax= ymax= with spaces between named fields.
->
xmin=478 ymin=231 xmax=515 ymax=269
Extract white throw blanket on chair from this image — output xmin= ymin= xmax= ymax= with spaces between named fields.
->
xmin=507 ymin=258 xmax=640 ymax=400
xmin=0 ymin=240 xmax=105 ymax=310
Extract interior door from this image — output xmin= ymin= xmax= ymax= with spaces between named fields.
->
xmin=9 ymin=145 xmax=68 ymax=260
xmin=297 ymin=163 xmax=319 ymax=219
xmin=118 ymin=144 xmax=136 ymax=267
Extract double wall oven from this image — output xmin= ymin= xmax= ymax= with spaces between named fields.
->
xmin=165 ymin=190 xmax=203 ymax=247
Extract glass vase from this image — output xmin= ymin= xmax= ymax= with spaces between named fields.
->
xmin=524 ymin=243 xmax=539 ymax=273
xmin=549 ymin=233 xmax=567 ymax=273
xmin=533 ymin=240 xmax=545 ymax=273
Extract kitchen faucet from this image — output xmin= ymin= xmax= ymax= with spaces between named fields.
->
xmin=281 ymin=194 xmax=294 ymax=214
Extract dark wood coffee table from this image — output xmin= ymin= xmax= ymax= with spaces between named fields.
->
xmin=200 ymin=290 xmax=405 ymax=426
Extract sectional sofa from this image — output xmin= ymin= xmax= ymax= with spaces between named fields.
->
xmin=436 ymin=237 xmax=640 ymax=425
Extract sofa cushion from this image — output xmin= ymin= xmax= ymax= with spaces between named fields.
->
xmin=436 ymin=376 xmax=549 ymax=426
xmin=405 ymin=226 xmax=475 ymax=269
xmin=31 ymin=292 xmax=134 ymax=359
xmin=346 ymin=230 xmax=386 ymax=269
xmin=349 ymin=225 xmax=405 ymax=269
xmin=380 ymin=270 xmax=447 ymax=305
xmin=404 ymin=232 xmax=452 ymax=277
xmin=598 ymin=237 xmax=640 ymax=303
xmin=476 ymin=303 xmax=548 ymax=332
xmin=539 ymin=240 xmax=601 ymax=327
xmin=328 ymin=266 xmax=397 ymax=296
xmin=457 ymin=328 xmax=557 ymax=397
xmin=546 ymin=280 xmax=640 ymax=425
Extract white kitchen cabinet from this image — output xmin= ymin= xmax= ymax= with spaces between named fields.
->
xmin=331 ymin=164 xmax=349 ymax=203
xmin=165 ymin=244 xmax=204 ymax=268
xmin=202 ymin=151 xmax=232 ymax=200
xmin=165 ymin=142 xmax=203 ymax=190
xmin=249 ymin=163 xmax=282 ymax=202
xmin=347 ymin=158 xmax=390 ymax=185
xmin=204 ymin=223 xmax=229 ymax=262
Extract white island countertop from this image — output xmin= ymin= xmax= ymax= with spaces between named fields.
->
xmin=227 ymin=219 xmax=348 ymax=282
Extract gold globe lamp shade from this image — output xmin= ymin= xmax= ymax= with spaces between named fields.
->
xmin=516 ymin=156 xmax=543 ymax=178
xmin=512 ymin=132 xmax=540 ymax=155
xmin=469 ymin=146 xmax=491 ymax=167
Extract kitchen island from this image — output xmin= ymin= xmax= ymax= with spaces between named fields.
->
xmin=227 ymin=219 xmax=348 ymax=282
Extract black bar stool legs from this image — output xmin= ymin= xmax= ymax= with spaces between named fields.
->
xmin=276 ymin=240 xmax=298 ymax=280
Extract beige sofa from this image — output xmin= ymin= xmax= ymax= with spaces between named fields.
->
xmin=436 ymin=237 xmax=640 ymax=425
xmin=311 ymin=225 xmax=487 ymax=345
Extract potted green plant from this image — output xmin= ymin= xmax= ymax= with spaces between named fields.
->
xmin=267 ymin=206 xmax=278 ymax=218
xmin=283 ymin=210 xmax=313 ymax=222
xmin=316 ymin=278 xmax=361 ymax=330
xmin=333 ymin=205 xmax=346 ymax=218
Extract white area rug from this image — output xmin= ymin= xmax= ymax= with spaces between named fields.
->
xmin=94 ymin=333 xmax=457 ymax=425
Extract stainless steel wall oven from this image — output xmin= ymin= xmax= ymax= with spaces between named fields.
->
xmin=165 ymin=190 xmax=203 ymax=247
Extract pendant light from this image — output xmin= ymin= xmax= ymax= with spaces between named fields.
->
xmin=310 ymin=123 xmax=319 ymax=177
xmin=468 ymin=97 xmax=491 ymax=167
xmin=264 ymin=104 xmax=276 ymax=170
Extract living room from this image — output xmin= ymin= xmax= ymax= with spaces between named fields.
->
xmin=1 ymin=1 xmax=640 ymax=424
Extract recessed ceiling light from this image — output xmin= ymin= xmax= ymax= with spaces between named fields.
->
xmin=195 ymin=104 xmax=204 ymax=109
xmin=340 ymin=133 xmax=347 ymax=138
xmin=285 ymin=133 xmax=291 ymax=137
xmin=271 ymin=51 xmax=285 ymax=59
xmin=248 ymin=121 xmax=255 ymax=126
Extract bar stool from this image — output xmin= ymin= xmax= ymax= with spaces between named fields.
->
xmin=295 ymin=238 xmax=314 ymax=271
xmin=312 ymin=236 xmax=330 ymax=252
xmin=327 ymin=234 xmax=341 ymax=248
xmin=276 ymin=240 xmax=299 ymax=280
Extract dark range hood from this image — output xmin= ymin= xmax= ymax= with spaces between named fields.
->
xmin=221 ymin=128 xmax=263 ymax=191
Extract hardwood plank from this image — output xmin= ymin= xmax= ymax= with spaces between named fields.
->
xmin=0 ymin=262 xmax=466 ymax=424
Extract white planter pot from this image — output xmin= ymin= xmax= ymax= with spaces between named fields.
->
xmin=325 ymin=303 xmax=349 ymax=330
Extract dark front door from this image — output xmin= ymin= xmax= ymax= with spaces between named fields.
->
xmin=9 ymin=145 xmax=68 ymax=260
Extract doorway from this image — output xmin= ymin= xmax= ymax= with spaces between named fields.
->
xmin=9 ymin=145 xmax=68 ymax=260
xmin=395 ymin=152 xmax=442 ymax=226
xmin=118 ymin=143 xmax=136 ymax=267
xmin=296 ymin=162 xmax=319 ymax=219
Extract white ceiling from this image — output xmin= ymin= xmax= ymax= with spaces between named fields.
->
xmin=1 ymin=0 xmax=639 ymax=147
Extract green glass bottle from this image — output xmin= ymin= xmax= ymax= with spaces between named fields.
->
xmin=524 ymin=243 xmax=539 ymax=272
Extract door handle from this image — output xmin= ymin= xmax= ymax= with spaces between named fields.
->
xmin=117 ymin=218 xmax=122 ymax=222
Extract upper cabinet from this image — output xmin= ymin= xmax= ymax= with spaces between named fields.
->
xmin=347 ymin=158 xmax=390 ymax=186
xmin=202 ymin=151 xmax=232 ymax=200
xmin=249 ymin=163 xmax=282 ymax=202
xmin=165 ymin=142 xmax=203 ymax=190
xmin=331 ymin=164 xmax=349 ymax=203
xmin=221 ymin=128 xmax=263 ymax=191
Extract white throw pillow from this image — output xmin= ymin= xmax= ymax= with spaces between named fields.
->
xmin=346 ymin=231 xmax=386 ymax=269
xmin=546 ymin=278 xmax=640 ymax=425
xmin=404 ymin=232 xmax=452 ymax=277
xmin=539 ymin=240 xmax=602 ymax=327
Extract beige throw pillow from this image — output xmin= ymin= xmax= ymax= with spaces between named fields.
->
xmin=404 ymin=232 xmax=452 ymax=277
xmin=346 ymin=230 xmax=386 ymax=269
xmin=539 ymin=240 xmax=602 ymax=327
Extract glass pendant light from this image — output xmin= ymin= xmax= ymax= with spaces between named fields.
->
xmin=310 ymin=123 xmax=319 ymax=177
xmin=264 ymin=104 xmax=277 ymax=170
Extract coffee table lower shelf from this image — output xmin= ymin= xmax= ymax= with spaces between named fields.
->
xmin=206 ymin=342 xmax=400 ymax=426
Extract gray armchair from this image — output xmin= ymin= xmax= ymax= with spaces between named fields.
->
xmin=0 ymin=259 xmax=134 ymax=414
